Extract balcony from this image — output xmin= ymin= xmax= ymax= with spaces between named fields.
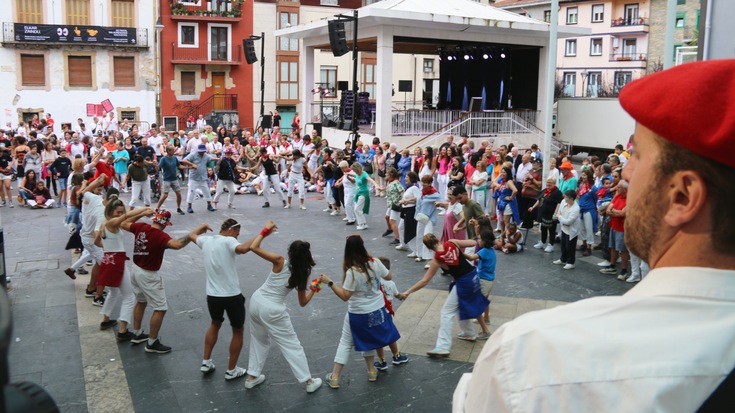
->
xmin=611 ymin=16 xmax=648 ymax=27
xmin=171 ymin=42 xmax=241 ymax=64
xmin=171 ymin=0 xmax=243 ymax=21
xmin=2 ymin=22 xmax=148 ymax=49
xmin=609 ymin=52 xmax=647 ymax=62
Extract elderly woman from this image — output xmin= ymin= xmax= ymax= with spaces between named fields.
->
xmin=384 ymin=168 xmax=404 ymax=246
xmin=384 ymin=143 xmax=401 ymax=175
xmin=529 ymin=176 xmax=564 ymax=253
xmin=373 ymin=145 xmax=387 ymax=197
xmin=553 ymin=190 xmax=582 ymax=270
xmin=576 ymin=168 xmax=598 ymax=256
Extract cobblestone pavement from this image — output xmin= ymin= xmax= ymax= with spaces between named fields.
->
xmin=3 ymin=189 xmax=632 ymax=412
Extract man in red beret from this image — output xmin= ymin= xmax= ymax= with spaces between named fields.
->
xmin=453 ymin=60 xmax=735 ymax=412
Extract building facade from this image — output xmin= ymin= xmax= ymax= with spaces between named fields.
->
xmin=159 ymin=0 xmax=255 ymax=132
xmin=1 ymin=0 xmax=156 ymax=132
xmin=648 ymin=0 xmax=700 ymax=72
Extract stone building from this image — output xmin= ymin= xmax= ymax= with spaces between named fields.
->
xmin=647 ymin=0 xmax=701 ymax=73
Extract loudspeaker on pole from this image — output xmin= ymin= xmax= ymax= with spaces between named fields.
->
xmin=328 ymin=20 xmax=350 ymax=57
xmin=243 ymin=39 xmax=258 ymax=64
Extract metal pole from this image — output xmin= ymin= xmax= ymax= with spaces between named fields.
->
xmin=542 ymin=0 xmax=559 ymax=190
xmin=260 ymin=32 xmax=265 ymax=118
xmin=663 ymin=0 xmax=678 ymax=69
xmin=703 ymin=0 xmax=713 ymax=60
xmin=351 ymin=10 xmax=359 ymax=147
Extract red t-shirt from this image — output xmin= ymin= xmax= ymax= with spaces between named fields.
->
xmin=130 ymin=223 xmax=172 ymax=271
xmin=609 ymin=194 xmax=627 ymax=232
xmin=93 ymin=161 xmax=115 ymax=187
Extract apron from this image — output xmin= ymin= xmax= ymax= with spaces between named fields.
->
xmin=348 ymin=307 xmax=401 ymax=352
xmin=449 ymin=268 xmax=491 ymax=321
xmin=401 ymin=206 xmax=417 ymax=243
xmin=97 ymin=251 xmax=129 ymax=288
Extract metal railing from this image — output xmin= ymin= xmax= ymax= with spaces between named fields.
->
xmin=171 ymin=42 xmax=241 ymax=64
xmin=170 ymin=0 xmax=242 ymax=18
xmin=610 ymin=52 xmax=647 ymax=61
xmin=179 ymin=94 xmax=238 ymax=131
xmin=611 ymin=16 xmax=649 ymax=26
xmin=391 ymin=110 xmax=540 ymax=136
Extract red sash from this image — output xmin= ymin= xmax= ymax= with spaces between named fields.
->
xmin=380 ymin=285 xmax=395 ymax=316
xmin=97 ymin=252 xmax=129 ymax=288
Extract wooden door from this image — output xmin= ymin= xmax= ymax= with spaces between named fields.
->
xmin=212 ymin=73 xmax=225 ymax=109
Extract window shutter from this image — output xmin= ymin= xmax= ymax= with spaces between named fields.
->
xmin=18 ymin=0 xmax=43 ymax=24
xmin=68 ymin=56 xmax=92 ymax=87
xmin=181 ymin=72 xmax=195 ymax=95
xmin=113 ymin=57 xmax=135 ymax=86
xmin=111 ymin=0 xmax=134 ymax=28
xmin=67 ymin=0 xmax=90 ymax=25
xmin=21 ymin=55 xmax=45 ymax=86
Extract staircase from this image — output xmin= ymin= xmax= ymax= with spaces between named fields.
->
xmin=180 ymin=94 xmax=238 ymax=132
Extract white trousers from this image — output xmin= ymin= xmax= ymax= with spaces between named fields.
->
xmin=187 ymin=179 xmax=211 ymax=203
xmin=324 ymin=181 xmax=335 ymax=205
xmin=246 ymin=293 xmax=312 ymax=383
xmin=630 ymin=253 xmax=651 ymax=279
xmin=262 ymin=174 xmax=285 ymax=203
xmin=344 ymin=189 xmax=356 ymax=222
xmin=398 ymin=218 xmax=418 ymax=254
xmin=113 ymin=173 xmax=126 ymax=190
xmin=355 ymin=195 xmax=367 ymax=226
xmin=129 ymin=178 xmax=151 ymax=207
xmin=100 ymin=263 xmax=135 ymax=324
xmin=580 ymin=210 xmax=595 ymax=244
xmin=471 ymin=190 xmax=487 ymax=213
xmin=334 ymin=312 xmax=375 ymax=365
xmin=436 ymin=287 xmax=475 ymax=351
xmin=71 ymin=249 xmax=92 ymax=270
xmin=213 ymin=179 xmax=236 ymax=205
xmin=287 ymin=172 xmax=305 ymax=200
xmin=415 ymin=221 xmax=435 ymax=260
xmin=437 ymin=174 xmax=448 ymax=201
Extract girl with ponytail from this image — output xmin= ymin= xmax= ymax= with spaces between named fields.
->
xmin=243 ymin=220 xmax=323 ymax=393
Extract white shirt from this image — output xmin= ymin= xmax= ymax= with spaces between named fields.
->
xmin=343 ymin=259 xmax=390 ymax=314
xmin=557 ymin=199 xmax=581 ymax=238
xmin=148 ymin=135 xmax=164 ymax=156
xmin=291 ymin=157 xmax=307 ymax=175
xmin=343 ymin=170 xmax=357 ymax=192
xmin=186 ymin=137 xmax=202 ymax=155
xmin=255 ymin=260 xmax=293 ymax=305
xmin=196 ymin=235 xmax=241 ymax=297
xmin=80 ymin=193 xmax=104 ymax=239
xmin=547 ymin=168 xmax=561 ymax=184
xmin=196 ymin=118 xmax=207 ymax=131
xmin=106 ymin=117 xmax=118 ymax=131
xmin=453 ymin=266 xmax=735 ymax=413
xmin=381 ymin=279 xmax=400 ymax=302
xmin=79 ymin=128 xmax=93 ymax=138
xmin=471 ymin=171 xmax=488 ymax=190
xmin=402 ymin=185 xmax=421 ymax=207
xmin=17 ymin=126 xmax=26 ymax=137
xmin=69 ymin=142 xmax=86 ymax=159
xmin=292 ymin=139 xmax=304 ymax=153
xmin=207 ymin=141 xmax=223 ymax=155
xmin=516 ymin=161 xmax=533 ymax=183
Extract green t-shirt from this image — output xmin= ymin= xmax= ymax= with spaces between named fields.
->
xmin=463 ymin=200 xmax=485 ymax=240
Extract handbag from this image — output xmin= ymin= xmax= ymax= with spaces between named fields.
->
xmin=416 ymin=213 xmax=430 ymax=225
xmin=378 ymin=168 xmax=386 ymax=178
xmin=363 ymin=162 xmax=374 ymax=174
xmin=390 ymin=203 xmax=402 ymax=212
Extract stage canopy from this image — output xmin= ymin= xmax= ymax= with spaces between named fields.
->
xmin=275 ymin=0 xmax=589 ymax=140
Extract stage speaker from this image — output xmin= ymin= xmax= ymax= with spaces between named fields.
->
xmin=243 ymin=39 xmax=258 ymax=64
xmin=338 ymin=81 xmax=349 ymax=91
xmin=261 ymin=114 xmax=271 ymax=129
xmin=328 ymin=21 xmax=350 ymax=57
xmin=341 ymin=120 xmax=352 ymax=131
xmin=398 ymin=80 xmax=413 ymax=93
xmin=313 ymin=122 xmax=323 ymax=137
xmin=325 ymin=119 xmax=337 ymax=128
xmin=469 ymin=97 xmax=483 ymax=112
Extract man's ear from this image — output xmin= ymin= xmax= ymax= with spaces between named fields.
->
xmin=662 ymin=170 xmax=708 ymax=228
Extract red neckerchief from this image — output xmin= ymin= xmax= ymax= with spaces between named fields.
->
xmin=323 ymin=157 xmax=333 ymax=165
xmin=563 ymin=173 xmax=573 ymax=181
xmin=260 ymin=154 xmax=269 ymax=161
xmin=578 ymin=182 xmax=591 ymax=196
xmin=281 ymin=142 xmax=290 ymax=149
xmin=380 ymin=284 xmax=395 ymax=316
xmin=544 ymin=186 xmax=557 ymax=197
xmin=294 ymin=138 xmax=301 ymax=143
xmin=422 ymin=187 xmax=438 ymax=197
xmin=389 ymin=178 xmax=399 ymax=183
xmin=434 ymin=242 xmax=459 ymax=266
xmin=499 ymin=179 xmax=507 ymax=188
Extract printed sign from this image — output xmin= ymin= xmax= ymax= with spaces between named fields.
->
xmin=14 ymin=24 xmax=137 ymax=45
xmin=86 ymin=104 xmax=96 ymax=116
xmin=101 ymin=99 xmax=114 ymax=112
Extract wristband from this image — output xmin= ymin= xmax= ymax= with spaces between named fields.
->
xmin=260 ymin=228 xmax=270 ymax=237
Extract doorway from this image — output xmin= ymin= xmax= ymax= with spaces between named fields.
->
xmin=212 ymin=72 xmax=225 ymax=109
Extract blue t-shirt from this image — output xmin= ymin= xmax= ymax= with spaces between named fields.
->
xmin=158 ymin=156 xmax=179 ymax=182
xmin=111 ymin=149 xmax=130 ymax=174
xmin=477 ymin=247 xmax=496 ymax=281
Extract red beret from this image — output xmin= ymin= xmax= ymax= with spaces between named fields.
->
xmin=619 ymin=60 xmax=735 ymax=169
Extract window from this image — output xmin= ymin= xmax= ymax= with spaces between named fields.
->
xmin=321 ymin=0 xmax=338 ymax=4
xmin=279 ymin=12 xmax=299 ymax=51
xmin=673 ymin=43 xmax=683 ymax=62
xmin=623 ymin=39 xmax=636 ymax=58
xmin=590 ymin=38 xmax=602 ymax=56
xmin=120 ymin=111 xmax=137 ymax=121
xmin=592 ymin=4 xmax=604 ymax=22
xmin=624 ymin=4 xmax=638 ymax=25
xmin=320 ymin=66 xmax=337 ymax=97
xmin=676 ymin=12 xmax=686 ymax=28
xmin=66 ymin=0 xmax=89 ymax=24
xmin=278 ymin=60 xmax=298 ymax=101
xmin=677 ymin=0 xmax=685 ymax=4
xmin=68 ymin=56 xmax=92 ymax=87
xmin=423 ymin=59 xmax=434 ymax=73
xmin=587 ymin=72 xmax=601 ymax=97
xmin=566 ymin=7 xmax=578 ymax=24
xmin=563 ymin=73 xmax=576 ymax=97
xmin=362 ymin=62 xmax=376 ymax=99
xmin=111 ymin=0 xmax=134 ymax=28
xmin=543 ymin=10 xmax=551 ymax=23
xmin=17 ymin=0 xmax=43 ymax=23
xmin=21 ymin=55 xmax=45 ymax=86
xmin=181 ymin=26 xmax=195 ymax=45
xmin=181 ymin=72 xmax=196 ymax=95
xmin=565 ymin=39 xmax=577 ymax=56
xmin=210 ymin=26 xmax=229 ymax=61
xmin=113 ymin=57 xmax=135 ymax=87
xmin=614 ymin=71 xmax=632 ymax=93
xmin=363 ymin=0 xmax=381 ymax=4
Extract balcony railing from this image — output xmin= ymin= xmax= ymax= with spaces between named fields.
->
xmin=610 ymin=52 xmax=647 ymax=61
xmin=171 ymin=42 xmax=241 ymax=64
xmin=171 ymin=0 xmax=243 ymax=19
xmin=611 ymin=17 xmax=649 ymax=27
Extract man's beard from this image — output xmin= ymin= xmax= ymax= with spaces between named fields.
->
xmin=625 ymin=178 xmax=666 ymax=265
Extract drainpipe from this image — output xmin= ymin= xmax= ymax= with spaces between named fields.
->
xmin=703 ymin=0 xmax=713 ymax=60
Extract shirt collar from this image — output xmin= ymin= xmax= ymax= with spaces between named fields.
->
xmin=625 ymin=267 xmax=735 ymax=302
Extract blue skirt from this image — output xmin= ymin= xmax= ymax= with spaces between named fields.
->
xmin=348 ymin=307 xmax=401 ymax=352
xmin=450 ymin=269 xmax=491 ymax=321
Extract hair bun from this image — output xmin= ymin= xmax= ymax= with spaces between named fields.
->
xmin=108 ymin=194 xmax=119 ymax=200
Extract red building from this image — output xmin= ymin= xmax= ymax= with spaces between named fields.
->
xmin=160 ymin=0 xmax=254 ymax=132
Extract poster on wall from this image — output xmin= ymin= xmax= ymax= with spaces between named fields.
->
xmin=101 ymin=99 xmax=114 ymax=112
xmin=86 ymin=104 xmax=96 ymax=117
xmin=14 ymin=24 xmax=137 ymax=45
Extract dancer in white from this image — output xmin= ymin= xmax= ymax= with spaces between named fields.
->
xmin=336 ymin=161 xmax=357 ymax=225
xmin=248 ymin=147 xmax=286 ymax=208
xmin=284 ymin=149 xmax=311 ymax=210
xmin=243 ymin=221 xmax=323 ymax=393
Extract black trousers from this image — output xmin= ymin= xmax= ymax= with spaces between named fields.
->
xmin=333 ymin=184 xmax=344 ymax=208
xmin=560 ymin=232 xmax=578 ymax=264
xmin=540 ymin=222 xmax=558 ymax=245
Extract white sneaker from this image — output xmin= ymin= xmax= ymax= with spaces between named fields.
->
xmin=343 ymin=217 xmax=349 ymax=221
xmin=270 ymin=188 xmax=275 ymax=194
xmin=300 ymin=205 xmax=306 ymax=210
xmin=284 ymin=204 xmax=291 ymax=209
xmin=225 ymin=366 xmax=247 ymax=380
xmin=534 ymin=241 xmax=545 ymax=249
xmin=544 ymin=245 xmax=555 ymax=253
xmin=330 ymin=210 xmax=340 ymax=216
xmin=438 ymin=210 xmax=446 ymax=216
xmin=200 ymin=360 xmax=215 ymax=373
xmin=552 ymin=259 xmax=564 ymax=265
xmin=597 ymin=260 xmax=611 ymax=267
xmin=625 ymin=274 xmax=642 ymax=283
xmin=228 ymin=204 xmax=236 ymax=209
xmin=595 ymin=231 xmax=601 ymax=236
xmin=395 ymin=245 xmax=409 ymax=251
xmin=257 ymin=190 xmax=263 ymax=196
xmin=323 ymin=208 xmax=332 ymax=212
xmin=244 ymin=374 xmax=265 ymax=388
xmin=617 ymin=272 xmax=628 ymax=281
xmin=356 ymin=224 xmax=367 ymax=230
xmin=306 ymin=378 xmax=323 ymax=393
xmin=407 ymin=253 xmax=418 ymax=258
xmin=212 ymin=203 xmax=218 ymax=210
xmin=563 ymin=263 xmax=575 ymax=270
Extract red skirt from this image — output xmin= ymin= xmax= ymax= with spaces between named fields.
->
xmin=97 ymin=252 xmax=129 ymax=288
